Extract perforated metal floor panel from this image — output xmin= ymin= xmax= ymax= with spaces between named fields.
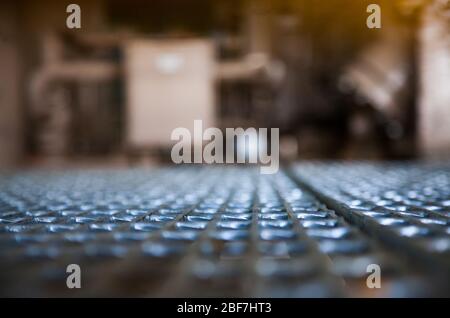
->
xmin=0 ymin=163 xmax=449 ymax=297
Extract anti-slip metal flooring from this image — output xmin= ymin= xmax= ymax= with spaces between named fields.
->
xmin=0 ymin=162 xmax=449 ymax=297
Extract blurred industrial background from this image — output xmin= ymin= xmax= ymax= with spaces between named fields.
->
xmin=0 ymin=0 xmax=449 ymax=169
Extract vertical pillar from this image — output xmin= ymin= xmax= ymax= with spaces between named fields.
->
xmin=418 ymin=0 xmax=450 ymax=158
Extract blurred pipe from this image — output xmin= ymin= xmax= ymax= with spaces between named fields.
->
xmin=30 ymin=34 xmax=119 ymax=115
xmin=29 ymin=33 xmax=120 ymax=157
xmin=216 ymin=0 xmax=285 ymax=83
xmin=30 ymin=62 xmax=119 ymax=110
xmin=216 ymin=52 xmax=270 ymax=80
xmin=338 ymin=28 xmax=410 ymax=116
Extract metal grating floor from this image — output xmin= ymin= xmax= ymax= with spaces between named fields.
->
xmin=0 ymin=163 xmax=449 ymax=297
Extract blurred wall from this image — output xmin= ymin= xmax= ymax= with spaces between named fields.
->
xmin=0 ymin=2 xmax=22 ymax=168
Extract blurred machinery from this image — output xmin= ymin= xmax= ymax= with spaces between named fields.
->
xmin=26 ymin=0 xmax=279 ymax=162
xmin=340 ymin=0 xmax=450 ymax=159
xmin=125 ymin=39 xmax=216 ymax=153
xmin=0 ymin=0 xmax=449 ymax=167
xmin=30 ymin=33 xmax=121 ymax=156
xmin=124 ymin=38 xmax=277 ymax=156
